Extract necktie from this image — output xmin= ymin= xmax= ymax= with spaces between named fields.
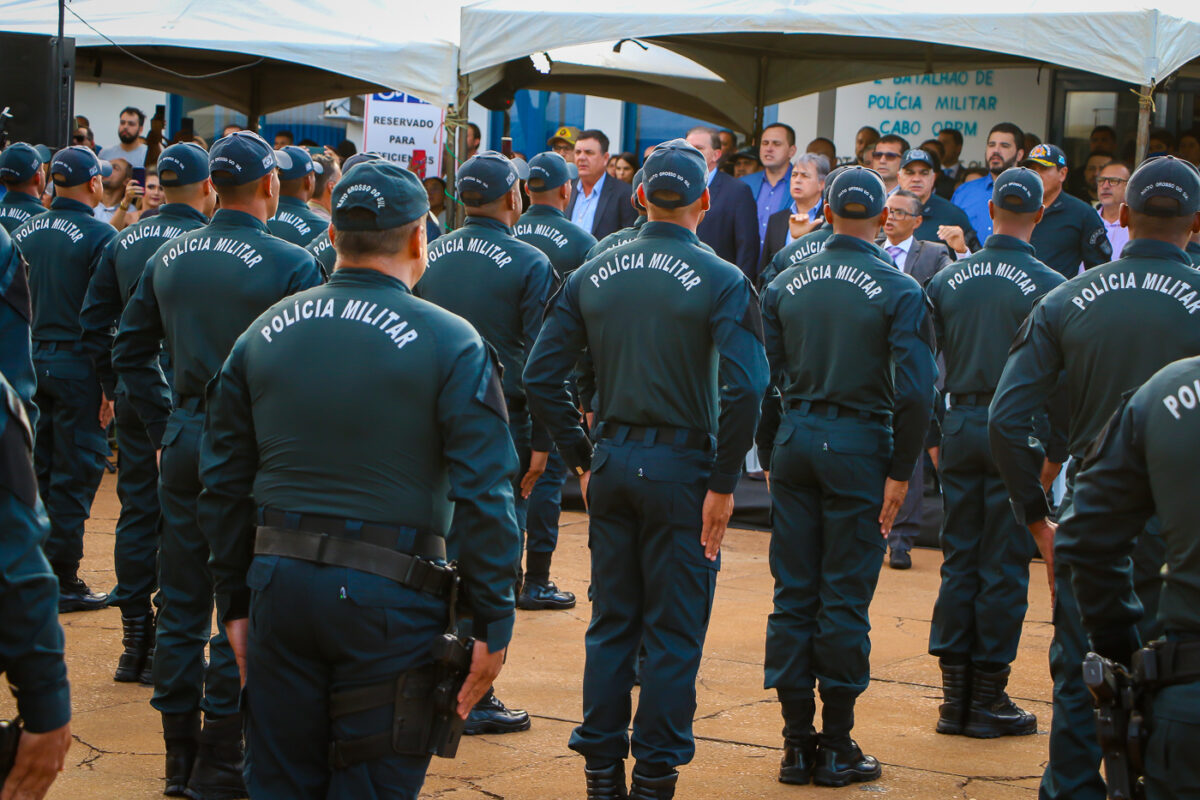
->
xmin=886 ymin=245 xmax=904 ymax=267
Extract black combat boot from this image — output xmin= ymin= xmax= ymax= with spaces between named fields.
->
xmin=463 ymin=688 xmax=531 ymax=735
xmin=184 ymin=713 xmax=247 ymax=800
xmin=936 ymin=660 xmax=970 ymax=735
xmin=162 ymin=711 xmax=200 ymax=797
xmin=777 ymin=693 xmax=817 ymax=785
xmin=963 ymin=665 xmax=1037 ymax=738
xmin=114 ymin=613 xmax=154 ymax=683
xmin=628 ymin=766 xmax=677 ymax=800
xmin=585 ymin=761 xmax=628 ymax=800
xmin=813 ymin=691 xmax=881 ymax=787
xmin=57 ymin=571 xmax=108 ymax=612
xmin=139 ymin=643 xmax=155 ymax=685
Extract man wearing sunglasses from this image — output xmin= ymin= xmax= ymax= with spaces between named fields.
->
xmin=870 ymin=135 xmax=908 ymax=195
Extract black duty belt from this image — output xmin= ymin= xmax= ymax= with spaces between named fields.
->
xmin=177 ymin=396 xmax=205 ymax=413
xmin=788 ymin=399 xmax=886 ymax=423
xmin=594 ymin=422 xmax=712 ymax=450
xmin=1135 ymin=638 xmax=1200 ymax=689
xmin=949 ymin=392 xmax=994 ymax=407
xmin=253 ymin=509 xmax=451 ymax=596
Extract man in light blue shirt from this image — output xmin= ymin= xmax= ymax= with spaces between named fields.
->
xmin=742 ymin=123 xmax=797 ymax=253
xmin=571 ymin=170 xmax=605 ymax=232
xmin=951 ymin=122 xmax=1025 ymax=240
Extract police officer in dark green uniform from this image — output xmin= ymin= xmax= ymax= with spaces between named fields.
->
xmin=0 ymin=371 xmax=73 ymax=800
xmin=897 ymin=149 xmax=979 ymax=253
xmin=525 ymin=139 xmax=769 ymax=800
xmin=989 ymin=156 xmax=1200 ymax=800
xmin=12 ymin=145 xmax=117 ymax=613
xmin=306 ymin=152 xmax=384 ymax=278
xmin=197 ymin=159 xmax=520 ymax=800
xmin=416 ymin=150 xmax=555 ymax=735
xmin=80 ymin=143 xmax=215 ymax=685
xmin=1022 ymin=144 xmax=1112 ymax=278
xmin=924 ymin=168 xmax=1065 ymax=738
xmin=0 ymin=225 xmax=35 ymax=420
xmin=266 ymin=145 xmax=328 ymax=246
xmin=0 ymin=143 xmax=50 ymax=234
xmin=755 ymin=165 xmax=846 ymax=292
xmin=757 ymin=166 xmax=935 ymax=788
xmin=585 ymin=169 xmax=647 ymax=260
xmin=1187 ymin=231 xmax=1200 ymax=266
xmin=513 ymin=151 xmax=595 ymax=611
xmin=1057 ymin=355 xmax=1200 ymax=800
xmin=113 ymin=131 xmax=321 ymax=800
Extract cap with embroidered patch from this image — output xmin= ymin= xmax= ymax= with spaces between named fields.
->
xmin=332 ymin=160 xmax=429 ymax=231
xmin=548 ymin=126 xmax=581 ymax=149
xmin=900 ymin=148 xmax=936 ymax=170
xmin=1125 ymin=155 xmax=1200 ymax=218
xmin=156 ymin=142 xmax=211 ymax=187
xmin=1022 ymin=143 xmax=1067 ymax=169
xmin=526 ymin=151 xmax=576 ymax=192
xmin=992 ymin=167 xmax=1044 ymax=213
xmin=208 ymin=131 xmax=293 ymax=186
xmin=278 ymin=145 xmax=323 ymax=180
xmin=827 ymin=165 xmax=886 ymax=219
xmin=456 ymin=150 xmax=529 ymax=205
xmin=641 ymin=139 xmax=707 ymax=209
xmin=49 ymin=146 xmax=112 ymax=187
xmin=0 ymin=143 xmax=51 ymax=183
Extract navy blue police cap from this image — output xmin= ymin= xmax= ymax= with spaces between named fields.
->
xmin=992 ymin=167 xmax=1044 ymax=213
xmin=823 ymin=164 xmax=849 ymax=204
xmin=1022 ymin=143 xmax=1068 ymax=170
xmin=526 ymin=151 xmax=576 ymax=192
xmin=827 ymin=165 xmax=886 ymax=219
xmin=900 ymin=148 xmax=936 ymax=170
xmin=157 ymin=142 xmax=211 ymax=187
xmin=278 ymin=145 xmax=323 ymax=180
xmin=632 ymin=168 xmax=645 ymax=211
xmin=208 ymin=130 xmax=293 ymax=186
xmin=49 ymin=145 xmax=112 ymax=187
xmin=456 ymin=150 xmax=529 ymax=205
xmin=332 ymin=160 xmax=429 ymax=231
xmin=342 ymin=152 xmax=383 ymax=171
xmin=0 ymin=142 xmax=51 ymax=183
xmin=1126 ymin=155 xmax=1200 ymax=217
xmin=642 ymin=139 xmax=707 ymax=209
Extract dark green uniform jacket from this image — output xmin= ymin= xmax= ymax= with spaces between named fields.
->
xmin=916 ymin=194 xmax=980 ymax=252
xmin=306 ymin=230 xmax=335 ymax=278
xmin=80 ymin=203 xmax=209 ymax=396
xmin=1028 ymin=191 xmax=1113 ymax=278
xmin=0 ymin=191 xmax=47 ymax=235
xmin=990 ymin=238 xmax=1200 ymax=525
xmin=0 ymin=373 xmax=69 ymax=732
xmin=1058 ymin=356 xmax=1200 ymax=662
xmin=266 ymin=195 xmax=327 ymax=247
xmin=12 ymin=197 xmax=116 ymax=343
xmin=199 ymin=269 xmax=520 ymax=649
xmin=112 ymin=208 xmax=322 ymax=446
xmin=514 ymin=204 xmax=597 ymax=278
xmin=758 ymin=234 xmax=936 ymax=480
xmin=1187 ymin=239 xmax=1200 ymax=267
xmin=586 ymin=215 xmax=646 ymax=260
xmin=524 ymin=221 xmax=769 ymax=493
xmin=0 ymin=226 xmax=35 ymax=416
xmin=758 ymin=223 xmax=834 ymax=291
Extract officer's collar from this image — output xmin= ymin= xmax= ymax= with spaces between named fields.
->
xmin=523 ymin=204 xmax=567 ymax=221
xmin=328 ymin=266 xmax=410 ymax=293
xmin=633 ymin=215 xmax=648 ymax=228
xmin=49 ymin=196 xmax=94 ymax=215
xmin=637 ymin=220 xmax=702 ymax=246
xmin=1044 ymin=192 xmax=1065 ymax=212
xmin=1186 ymin=240 xmax=1200 ymax=257
xmin=823 ymin=233 xmax=886 ymax=257
xmin=464 ymin=215 xmax=513 ymax=235
xmin=1 ymin=190 xmax=41 ymax=206
xmin=277 ymin=195 xmax=308 ymax=209
xmin=982 ymin=233 xmax=1036 ymax=255
xmin=1119 ymin=237 xmax=1192 ymax=265
xmin=155 ymin=203 xmax=209 ymax=225
xmin=210 ymin=208 xmax=270 ymax=232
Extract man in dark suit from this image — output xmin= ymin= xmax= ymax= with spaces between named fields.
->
xmin=760 ymin=153 xmax=829 ymax=273
xmin=685 ymin=126 xmax=760 ymax=279
xmin=566 ymin=129 xmax=637 ymax=240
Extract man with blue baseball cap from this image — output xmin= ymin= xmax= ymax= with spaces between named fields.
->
xmin=990 ymin=154 xmax=1200 ymax=800
xmin=0 ymin=142 xmax=51 ymax=233
xmin=11 ymin=145 xmax=117 ymax=615
xmin=757 ymin=165 xmax=935 ymax=788
xmin=897 ymin=148 xmax=979 ymax=256
xmin=525 ymin=139 xmax=768 ymax=799
xmin=79 ymin=142 xmax=216 ymax=688
xmin=512 ymin=151 xmax=595 ymax=613
xmin=266 ymin=145 xmax=328 ymax=246
xmin=305 ymin=152 xmax=385 ymax=276
xmin=1021 ymin=143 xmax=1112 ymax=277
xmin=199 ymin=158 xmax=520 ymax=800
xmin=416 ymin=149 xmax=552 ymax=736
xmin=924 ymin=167 xmax=1065 ymax=741
xmin=113 ymin=129 xmax=321 ymax=800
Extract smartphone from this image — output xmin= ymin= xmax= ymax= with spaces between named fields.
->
xmin=501 ymin=136 xmax=513 ymax=157
xmin=154 ymin=104 xmax=166 ymax=121
xmin=132 ymin=166 xmax=146 ymax=185
xmin=411 ymin=149 xmax=427 ymax=179
xmin=179 ymin=117 xmax=194 ymax=142
xmin=307 ymin=146 xmax=324 ymax=156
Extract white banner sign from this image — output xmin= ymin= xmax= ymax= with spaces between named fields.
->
xmin=363 ymin=92 xmax=445 ymax=179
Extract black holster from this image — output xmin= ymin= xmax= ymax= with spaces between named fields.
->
xmin=0 ymin=718 xmax=22 ymax=784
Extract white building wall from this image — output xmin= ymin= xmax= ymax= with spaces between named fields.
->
xmin=73 ymin=82 xmax=167 ymax=147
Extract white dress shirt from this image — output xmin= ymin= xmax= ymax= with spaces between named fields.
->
xmin=884 ymin=235 xmax=915 ymax=272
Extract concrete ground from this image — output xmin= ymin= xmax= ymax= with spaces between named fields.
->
xmin=6 ymin=473 xmax=1053 ymax=798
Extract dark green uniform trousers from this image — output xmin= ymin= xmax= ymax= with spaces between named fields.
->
xmin=107 ymin=387 xmax=160 ymax=616
xmin=244 ymin=555 xmax=442 ymax=799
xmin=929 ymin=406 xmax=1034 ymax=666
xmin=526 ymin=449 xmax=566 ymax=555
xmin=152 ymin=407 xmax=239 ymax=718
xmin=764 ymin=410 xmax=889 ymax=697
xmin=32 ymin=344 xmax=108 ymax=575
xmin=568 ymin=433 xmax=717 ymax=769
xmin=1143 ymin=679 xmax=1200 ymax=800
xmin=1041 ymin=470 xmax=1164 ymax=800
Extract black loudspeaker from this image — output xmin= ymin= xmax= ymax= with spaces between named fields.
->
xmin=474 ymin=58 xmax=546 ymax=112
xmin=0 ymin=32 xmax=75 ymax=150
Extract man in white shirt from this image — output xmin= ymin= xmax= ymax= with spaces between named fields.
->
xmin=1096 ymin=159 xmax=1131 ymax=258
xmin=98 ymin=107 xmax=148 ymax=169
xmin=93 ymin=158 xmax=132 ymax=225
